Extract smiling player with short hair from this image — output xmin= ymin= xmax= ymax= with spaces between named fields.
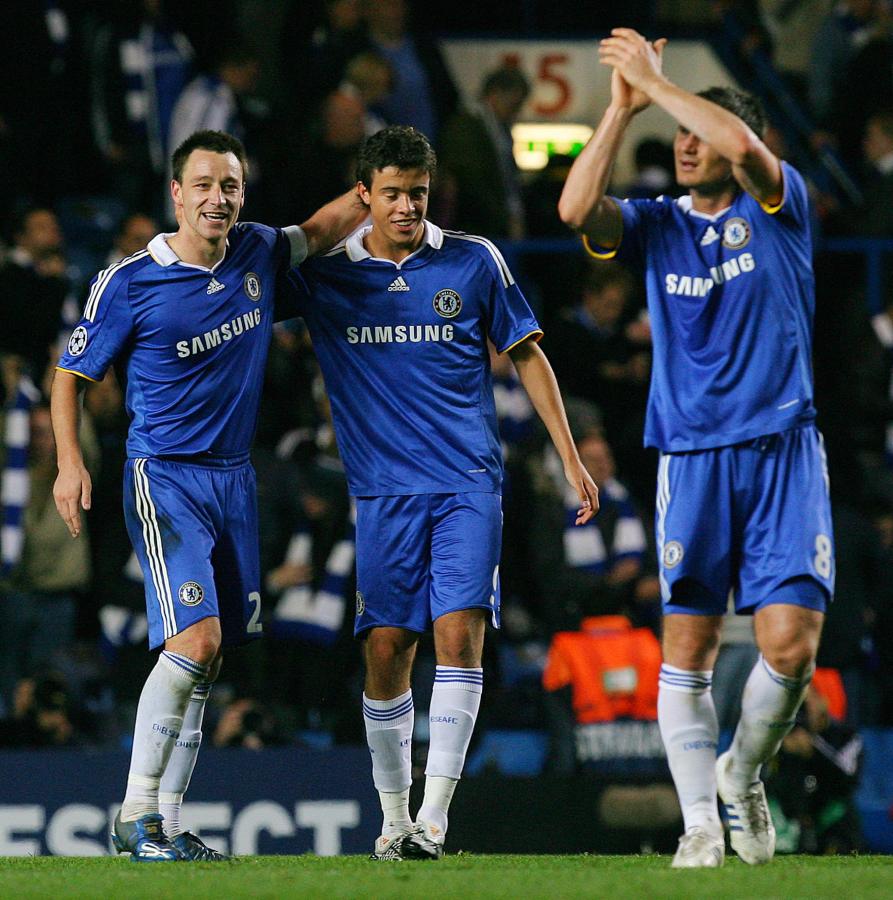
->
xmin=51 ymin=130 xmax=364 ymax=862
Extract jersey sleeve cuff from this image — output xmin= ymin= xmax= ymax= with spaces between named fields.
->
xmin=284 ymin=225 xmax=308 ymax=266
xmin=582 ymin=234 xmax=620 ymax=259
xmin=759 ymin=167 xmax=787 ymax=214
xmin=500 ymin=329 xmax=543 ymax=354
xmin=55 ymin=366 xmax=100 ymax=383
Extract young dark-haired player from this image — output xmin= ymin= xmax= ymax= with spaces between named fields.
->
xmin=283 ymin=125 xmax=599 ymax=860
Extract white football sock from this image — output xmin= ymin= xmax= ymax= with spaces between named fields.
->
xmin=363 ymin=689 xmax=414 ymax=836
xmin=158 ymin=681 xmax=212 ymax=837
xmin=658 ymin=664 xmax=722 ymax=834
xmin=726 ymin=655 xmax=813 ymax=790
xmin=419 ymin=666 xmax=483 ymax=834
xmin=121 ymin=651 xmax=210 ymax=822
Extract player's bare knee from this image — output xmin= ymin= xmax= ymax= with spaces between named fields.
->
xmin=661 ymin=614 xmax=722 ymax=670
xmin=433 ymin=612 xmax=485 ymax=667
xmin=166 ymin=617 xmax=222 ymax=666
xmin=761 ymin=636 xmax=818 ymax=679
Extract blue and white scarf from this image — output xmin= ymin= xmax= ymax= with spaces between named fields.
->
xmin=272 ymin=506 xmax=356 ymax=646
xmin=1 ymin=376 xmax=41 ymax=574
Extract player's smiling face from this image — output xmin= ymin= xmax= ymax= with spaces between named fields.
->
xmin=171 ymin=150 xmax=245 ymax=246
xmin=674 ymin=127 xmax=734 ymax=193
xmin=359 ymin=166 xmax=429 ymax=261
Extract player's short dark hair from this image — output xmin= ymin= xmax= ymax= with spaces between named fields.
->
xmin=696 ymin=86 xmax=767 ymax=137
xmin=356 ymin=126 xmax=437 ymax=188
xmin=171 ymin=130 xmax=249 ymax=184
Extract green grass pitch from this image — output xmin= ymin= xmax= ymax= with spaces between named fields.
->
xmin=0 ymin=854 xmax=891 ymax=899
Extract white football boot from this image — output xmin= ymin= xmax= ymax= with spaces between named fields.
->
xmin=369 ymin=828 xmax=414 ymax=861
xmin=401 ymin=820 xmax=445 ymax=860
xmin=671 ymin=826 xmax=725 ymax=868
xmin=715 ymin=751 xmax=776 ymax=864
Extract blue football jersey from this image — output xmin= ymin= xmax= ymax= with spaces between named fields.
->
xmin=57 ymin=222 xmax=299 ymax=458
xmin=284 ymin=221 xmax=542 ymax=496
xmin=588 ymin=161 xmax=816 ymax=452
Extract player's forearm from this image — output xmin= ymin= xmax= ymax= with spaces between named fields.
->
xmin=644 ymin=77 xmax=758 ymax=166
xmin=300 ymin=190 xmax=367 ymax=259
xmin=51 ymin=370 xmax=86 ymax=468
xmin=511 ymin=343 xmax=579 ymax=468
xmin=557 ymin=104 xmax=629 ymax=242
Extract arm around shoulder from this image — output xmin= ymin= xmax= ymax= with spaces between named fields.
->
xmin=296 ymin=189 xmax=368 ymax=263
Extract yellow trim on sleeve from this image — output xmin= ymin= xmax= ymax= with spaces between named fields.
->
xmin=759 ymin=167 xmax=787 ymax=214
xmin=501 ymin=329 xmax=544 ymax=354
xmin=582 ymin=234 xmax=620 ymax=260
xmin=55 ymin=367 xmax=100 ymax=383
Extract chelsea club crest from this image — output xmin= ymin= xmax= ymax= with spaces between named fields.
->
xmin=432 ymin=288 xmax=462 ymax=319
xmin=243 ymin=272 xmax=262 ymax=301
xmin=722 ymin=217 xmax=751 ymax=250
xmin=355 ymin=591 xmax=365 ymax=616
xmin=178 ymin=581 xmax=205 ymax=606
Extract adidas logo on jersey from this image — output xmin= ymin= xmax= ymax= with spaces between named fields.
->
xmin=388 ymin=276 xmax=410 ymax=292
xmin=207 ymin=278 xmax=225 ymax=295
xmin=700 ymin=226 xmax=720 ymax=247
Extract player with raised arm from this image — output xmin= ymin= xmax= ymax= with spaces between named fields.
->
xmin=51 ymin=130 xmax=364 ymax=862
xmin=558 ymin=30 xmax=832 ymax=868
xmin=282 ymin=125 xmax=598 ymax=860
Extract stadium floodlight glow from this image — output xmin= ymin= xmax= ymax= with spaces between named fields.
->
xmin=511 ymin=123 xmax=594 ymax=171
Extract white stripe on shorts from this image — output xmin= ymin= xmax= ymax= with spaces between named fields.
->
xmin=656 ymin=453 xmax=671 ymax=603
xmin=133 ymin=458 xmax=176 ymax=639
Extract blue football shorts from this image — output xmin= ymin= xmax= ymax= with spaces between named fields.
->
xmin=123 ymin=456 xmax=263 ymax=649
xmin=353 ymin=491 xmax=503 ymax=635
xmin=656 ymin=425 xmax=834 ymax=616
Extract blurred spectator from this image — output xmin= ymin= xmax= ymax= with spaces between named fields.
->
xmin=817 ymin=500 xmax=889 ymax=726
xmin=106 ymin=213 xmax=158 ymax=266
xmin=0 ymin=3 xmax=91 ymax=225
xmin=278 ymin=88 xmax=366 ymax=222
xmin=766 ymin=683 xmax=864 ymax=853
xmin=341 ymin=51 xmax=394 ymax=136
xmin=541 ymin=613 xmax=665 ymax=777
xmin=809 ymin=0 xmax=891 ymax=164
xmin=439 ymin=65 xmax=530 ymax=238
xmin=541 ymin=262 xmax=652 ymax=500
xmin=525 ymin=154 xmax=576 ymax=238
xmin=490 ymin=342 xmax=537 ymax=455
xmin=832 ymin=109 xmax=893 ymax=237
xmin=212 ymin=697 xmax=286 ymax=749
xmin=527 ymin=429 xmax=656 ymax=632
xmin=281 ymin=0 xmax=368 ymax=123
xmin=758 ymin=0 xmax=833 ymax=103
xmin=168 ymin=45 xmax=267 ymax=163
xmin=89 ymin=0 xmax=194 ymax=217
xmin=364 ymin=0 xmax=458 ymax=143
xmin=620 ymin=137 xmax=675 ymax=199
xmin=0 ymin=208 xmax=70 ymax=381
xmin=0 ymin=403 xmax=98 ymax=710
xmin=0 ymin=674 xmax=80 ymax=748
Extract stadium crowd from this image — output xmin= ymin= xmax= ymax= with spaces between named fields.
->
xmin=1 ymin=2 xmax=893 ymax=852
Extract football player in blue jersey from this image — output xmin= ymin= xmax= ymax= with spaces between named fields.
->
xmin=50 ymin=130 xmax=365 ymax=862
xmin=282 ymin=125 xmax=599 ymax=860
xmin=559 ymin=30 xmax=832 ymax=868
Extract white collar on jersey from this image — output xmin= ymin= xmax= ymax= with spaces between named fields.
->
xmin=147 ymin=232 xmax=229 ymax=273
xmin=674 ymin=195 xmax=732 ymax=222
xmin=344 ymin=219 xmax=443 ymax=265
